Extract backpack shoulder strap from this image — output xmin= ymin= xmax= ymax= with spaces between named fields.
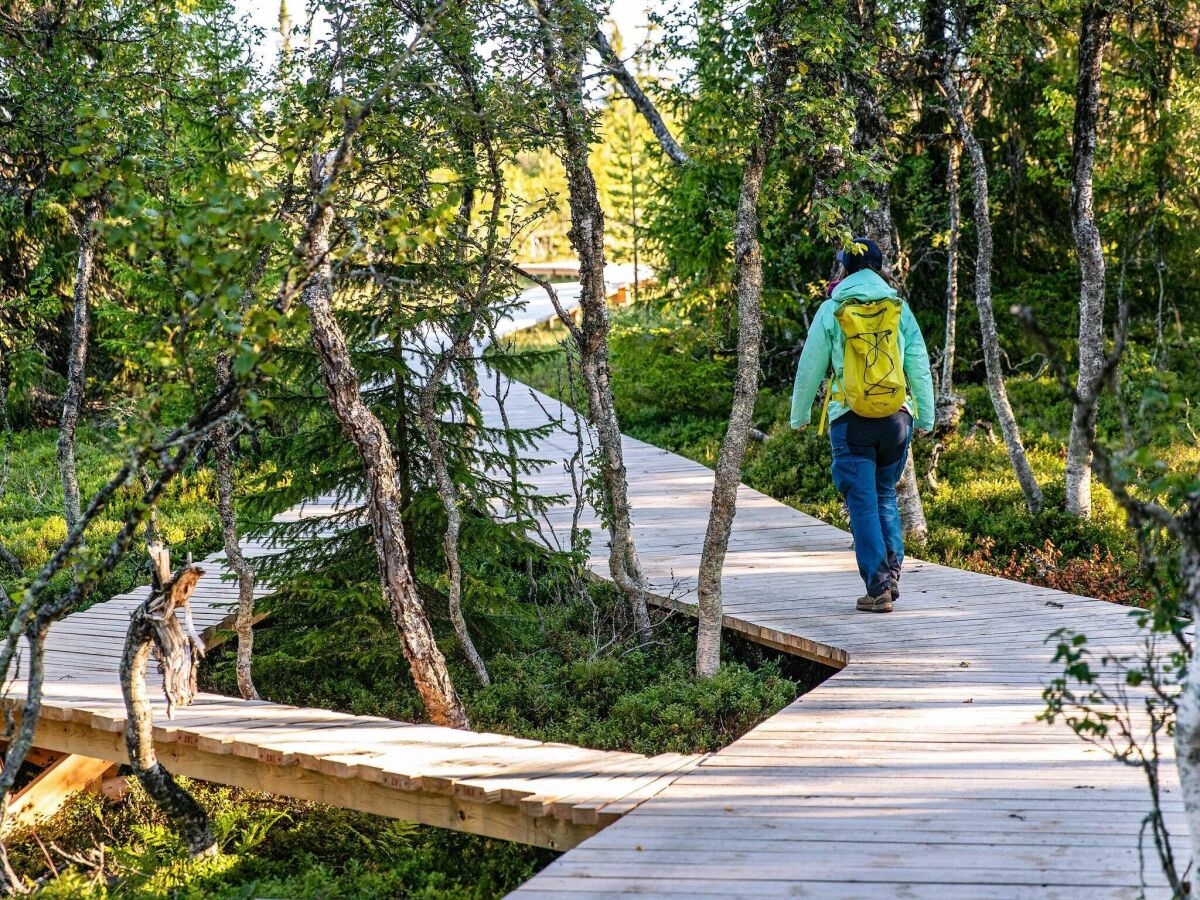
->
xmin=817 ymin=373 xmax=842 ymax=436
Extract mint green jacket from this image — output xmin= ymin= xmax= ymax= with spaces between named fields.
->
xmin=789 ymin=269 xmax=936 ymax=431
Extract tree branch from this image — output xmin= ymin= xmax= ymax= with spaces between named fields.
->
xmin=591 ymin=28 xmax=688 ymax=166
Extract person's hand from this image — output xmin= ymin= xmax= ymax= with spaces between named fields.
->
xmin=793 ymin=424 xmax=808 ymax=432
xmin=915 ymin=428 xmax=931 ymax=438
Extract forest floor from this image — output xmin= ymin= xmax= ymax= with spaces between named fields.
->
xmin=0 ymin=426 xmax=818 ymax=897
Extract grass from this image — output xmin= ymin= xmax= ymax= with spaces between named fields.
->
xmin=0 ymin=427 xmax=224 ymax=610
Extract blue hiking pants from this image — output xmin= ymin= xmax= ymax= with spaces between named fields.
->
xmin=828 ymin=410 xmax=913 ymax=599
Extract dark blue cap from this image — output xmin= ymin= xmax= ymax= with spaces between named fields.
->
xmin=836 ymin=237 xmax=884 ymax=274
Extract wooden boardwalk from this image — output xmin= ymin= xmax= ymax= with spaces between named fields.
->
xmin=4 ymin=493 xmax=703 ymax=849
xmin=7 ymin=274 xmax=1180 ymax=894
xmin=487 ymin=383 xmax=1184 ymax=897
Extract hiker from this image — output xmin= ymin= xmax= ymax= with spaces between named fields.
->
xmin=790 ymin=238 xmax=935 ymax=613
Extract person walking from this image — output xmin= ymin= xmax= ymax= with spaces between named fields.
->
xmin=790 ymin=238 xmax=935 ymax=613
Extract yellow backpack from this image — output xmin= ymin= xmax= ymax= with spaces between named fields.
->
xmin=818 ymin=298 xmax=909 ymax=433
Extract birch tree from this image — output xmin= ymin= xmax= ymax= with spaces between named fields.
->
xmin=212 ymin=247 xmax=275 ymax=702
xmin=592 ymin=27 xmax=689 ymax=166
xmin=301 ymin=148 xmax=469 ymax=729
xmin=1064 ymin=1 xmax=1113 ymax=519
xmin=942 ymin=48 xmax=1044 ymax=514
xmin=936 ymin=137 xmax=964 ymax=430
xmin=535 ymin=0 xmax=652 ymax=638
xmin=696 ymin=0 xmax=807 ymax=678
xmin=57 ymin=197 xmax=102 ymax=534
xmin=402 ymin=8 xmax=529 ymax=687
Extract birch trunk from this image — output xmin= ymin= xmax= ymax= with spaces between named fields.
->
xmin=303 ymin=150 xmax=468 ymax=729
xmin=538 ymin=3 xmax=651 ymax=638
xmin=1176 ymin=503 xmax=1200 ymax=877
xmin=212 ymin=377 xmax=259 ymax=701
xmin=1065 ymin=1 xmax=1112 ymax=519
xmin=57 ymin=198 xmax=102 ymax=534
xmin=695 ymin=25 xmax=797 ymax=678
xmin=212 ymin=247 xmax=272 ymax=702
xmin=419 ymin=335 xmax=491 ymax=686
xmin=944 ymin=75 xmax=1044 ymax=515
xmin=936 ymin=138 xmax=964 ymax=431
xmin=591 ymin=28 xmax=688 ymax=166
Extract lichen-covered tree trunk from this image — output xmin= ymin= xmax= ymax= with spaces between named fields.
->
xmin=120 ymin=546 xmax=216 ymax=857
xmin=944 ymin=75 xmax=1043 ymax=515
xmin=302 ymin=151 xmax=468 ymax=729
xmin=1065 ymin=1 xmax=1112 ymax=519
xmin=538 ymin=2 xmax=651 ymax=638
xmin=936 ymin=138 xmax=964 ymax=431
xmin=1175 ymin=504 xmax=1200 ymax=875
xmin=57 ymin=198 xmax=102 ymax=533
xmin=695 ymin=23 xmax=797 ymax=678
xmin=212 ymin=379 xmax=259 ymax=701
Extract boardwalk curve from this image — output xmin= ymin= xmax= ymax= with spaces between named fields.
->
xmin=494 ymin=377 xmax=1183 ymax=897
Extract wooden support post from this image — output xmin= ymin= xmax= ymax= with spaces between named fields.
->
xmin=4 ymin=753 xmax=114 ymax=833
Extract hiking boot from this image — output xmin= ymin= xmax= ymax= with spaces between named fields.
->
xmin=856 ymin=592 xmax=893 ymax=614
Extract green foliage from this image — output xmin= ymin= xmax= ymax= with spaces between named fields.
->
xmin=0 ymin=428 xmax=224 ymax=608
xmin=8 ymin=780 xmax=551 ymax=898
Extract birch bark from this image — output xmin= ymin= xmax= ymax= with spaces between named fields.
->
xmin=1065 ymin=1 xmax=1112 ymax=518
xmin=57 ymin=198 xmax=102 ymax=534
xmin=943 ymin=74 xmax=1044 ymax=514
xmin=212 ymin=245 xmax=273 ymax=701
xmin=212 ymin=361 xmax=259 ymax=701
xmin=537 ymin=2 xmax=651 ymax=638
xmin=936 ymin=138 xmax=964 ymax=431
xmin=591 ymin=28 xmax=688 ymax=166
xmin=302 ymin=150 xmax=468 ymax=728
xmin=696 ymin=16 xmax=798 ymax=677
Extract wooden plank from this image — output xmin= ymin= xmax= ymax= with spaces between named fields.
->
xmin=4 ymin=754 xmax=113 ymax=833
xmin=580 ymin=753 xmax=704 ymax=824
xmin=26 ymin=716 xmax=595 ymax=851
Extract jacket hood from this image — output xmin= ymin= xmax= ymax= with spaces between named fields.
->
xmin=831 ymin=269 xmax=898 ymax=304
